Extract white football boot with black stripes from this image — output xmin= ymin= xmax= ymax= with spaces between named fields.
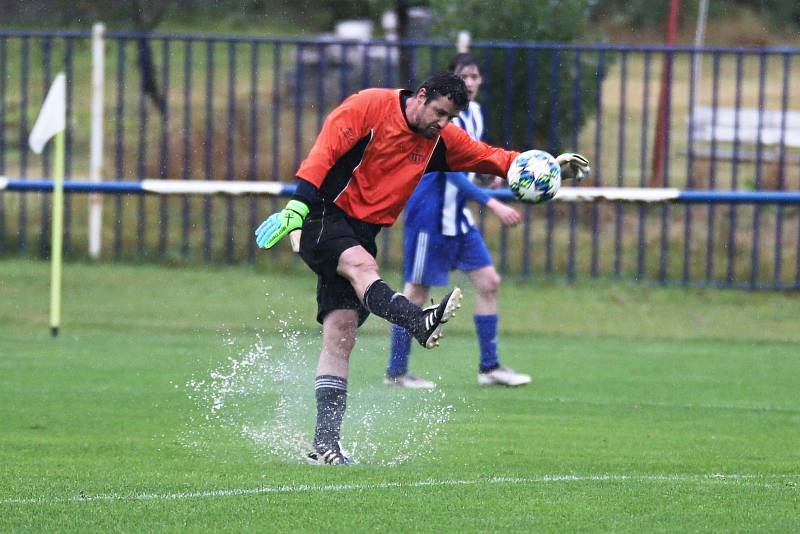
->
xmin=413 ymin=287 xmax=463 ymax=349
xmin=307 ymin=441 xmax=351 ymax=466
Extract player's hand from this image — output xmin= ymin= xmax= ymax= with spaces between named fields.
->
xmin=474 ymin=174 xmax=504 ymax=189
xmin=556 ymin=152 xmax=591 ymax=181
xmin=486 ymin=198 xmax=522 ymax=227
xmin=254 ymin=199 xmax=309 ymax=249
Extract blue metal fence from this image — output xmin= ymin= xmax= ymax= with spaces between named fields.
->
xmin=1 ymin=29 xmax=799 ymax=289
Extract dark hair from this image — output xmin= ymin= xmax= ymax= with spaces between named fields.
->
xmin=448 ymin=53 xmax=480 ymax=74
xmin=417 ymin=71 xmax=469 ymax=111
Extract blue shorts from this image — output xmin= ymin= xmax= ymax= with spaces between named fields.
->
xmin=403 ymin=227 xmax=493 ymax=286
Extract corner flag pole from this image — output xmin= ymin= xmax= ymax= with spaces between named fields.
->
xmin=29 ymin=72 xmax=67 ymax=337
xmin=49 ymin=127 xmax=65 ymax=337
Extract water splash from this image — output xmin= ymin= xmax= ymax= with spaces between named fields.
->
xmin=182 ymin=315 xmax=461 ymax=465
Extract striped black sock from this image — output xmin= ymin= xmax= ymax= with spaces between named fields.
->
xmin=313 ymin=375 xmax=348 ymax=449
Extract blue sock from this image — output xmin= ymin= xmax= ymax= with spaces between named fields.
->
xmin=474 ymin=314 xmax=499 ymax=372
xmin=387 ymin=324 xmax=413 ymax=377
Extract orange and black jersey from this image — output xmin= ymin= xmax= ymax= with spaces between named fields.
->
xmin=296 ymin=88 xmax=519 ymax=226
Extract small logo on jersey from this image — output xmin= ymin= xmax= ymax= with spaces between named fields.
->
xmin=340 ymin=127 xmax=356 ymax=140
xmin=408 ymin=150 xmax=425 ymax=164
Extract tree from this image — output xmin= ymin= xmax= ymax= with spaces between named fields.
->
xmin=428 ymin=0 xmax=606 ymax=153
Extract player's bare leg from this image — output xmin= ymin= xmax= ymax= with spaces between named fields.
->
xmin=467 ymin=265 xmax=531 ymax=387
xmin=337 ymin=246 xmax=462 ymax=348
xmin=317 ymin=309 xmax=358 ymax=377
xmin=309 ymin=309 xmax=358 ymax=465
xmin=467 ymin=266 xmax=500 ymax=315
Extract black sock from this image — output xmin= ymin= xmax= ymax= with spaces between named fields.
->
xmin=313 ymin=375 xmax=347 ymax=449
xmin=363 ymin=279 xmax=421 ymax=330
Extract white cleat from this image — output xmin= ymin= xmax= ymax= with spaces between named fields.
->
xmin=478 ymin=365 xmax=532 ymax=387
xmin=384 ymin=373 xmax=437 ymax=390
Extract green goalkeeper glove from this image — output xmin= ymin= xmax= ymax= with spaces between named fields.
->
xmin=556 ymin=152 xmax=591 ymax=181
xmin=254 ymin=199 xmax=309 ymax=249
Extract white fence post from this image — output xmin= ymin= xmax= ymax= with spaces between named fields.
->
xmin=88 ymin=22 xmax=105 ymax=259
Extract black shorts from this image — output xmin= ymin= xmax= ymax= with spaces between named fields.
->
xmin=298 ymin=201 xmax=382 ymax=326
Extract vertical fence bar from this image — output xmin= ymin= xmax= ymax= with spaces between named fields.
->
xmin=384 ymin=42 xmax=394 ymax=88
xmin=247 ymin=40 xmax=259 ymax=263
xmin=340 ymin=43 xmax=349 ymax=101
xmin=113 ymin=38 xmax=126 ymax=259
xmin=503 ymin=47 xmax=514 ymax=148
xmin=294 ymin=43 xmax=304 ymax=170
xmin=500 ymin=47 xmax=515 ymax=274
xmin=614 ymin=50 xmax=627 ymax=277
xmin=181 ymin=38 xmax=192 ymax=258
xmin=544 ymin=47 xmax=559 ymax=275
xmin=224 ymin=40 xmax=236 ymax=263
xmin=317 ymin=42 xmax=326 ymax=131
xmin=203 ymin=39 xmax=214 ymax=262
xmin=683 ymin=49 xmax=698 ymax=284
xmin=477 ymin=46 xmax=492 ymax=236
xmin=430 ymin=45 xmax=439 ymax=74
xmin=774 ymin=52 xmax=791 ymax=287
xmin=379 ymin=43 xmax=394 ymax=268
xmin=590 ymin=49 xmax=605 ymax=277
xmin=749 ymin=51 xmax=767 ymax=288
xmin=567 ymin=48 xmax=582 ymax=282
xmin=136 ymin=38 xmax=149 ymax=257
xmin=407 ymin=45 xmax=417 ymax=89
xmin=658 ymin=50 xmax=675 ymax=285
xmin=271 ymin=42 xmax=281 ymax=181
xmin=725 ymin=52 xmax=744 ymax=286
xmin=637 ymin=51 xmax=652 ymax=280
xmin=0 ymin=36 xmax=5 ymax=253
xmin=19 ymin=36 xmax=30 ymax=251
xmin=521 ymin=47 xmax=536 ymax=277
xmin=158 ymin=38 xmax=171 ymax=258
xmin=40 ymin=36 xmax=52 ymax=258
xmin=271 ymin=42 xmax=282 ymax=213
xmin=482 ymin=47 xmax=493 ymax=153
xmin=362 ymin=43 xmax=371 ymax=88
xmin=705 ymin=51 xmax=721 ymax=284
xmin=64 ymin=36 xmax=74 ymax=254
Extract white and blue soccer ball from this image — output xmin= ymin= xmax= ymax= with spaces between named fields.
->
xmin=506 ymin=149 xmax=561 ymax=203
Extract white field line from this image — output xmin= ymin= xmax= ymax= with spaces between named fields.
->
xmin=524 ymin=396 xmax=800 ymax=414
xmin=2 ymin=473 xmax=796 ymax=506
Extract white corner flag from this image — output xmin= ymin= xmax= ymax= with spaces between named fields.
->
xmin=29 ymin=72 xmax=67 ymax=337
xmin=29 ymin=73 xmax=66 ymax=154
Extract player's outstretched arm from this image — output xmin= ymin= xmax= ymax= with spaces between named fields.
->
xmin=556 ymin=152 xmax=591 ymax=181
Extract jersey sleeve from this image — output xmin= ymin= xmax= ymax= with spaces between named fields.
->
xmin=295 ymin=91 xmax=376 ymax=187
xmin=445 ymin=172 xmax=491 ymax=205
xmin=438 ymin=124 xmax=519 ymax=179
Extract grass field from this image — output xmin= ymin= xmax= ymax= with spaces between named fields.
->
xmin=1 ymin=258 xmax=799 ymax=531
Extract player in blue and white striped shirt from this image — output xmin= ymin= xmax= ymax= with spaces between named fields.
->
xmin=385 ymin=54 xmax=532 ymax=389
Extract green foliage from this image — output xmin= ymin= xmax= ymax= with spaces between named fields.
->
xmin=429 ymin=0 xmax=606 ymax=152
xmin=591 ymin=0 xmax=800 ymax=30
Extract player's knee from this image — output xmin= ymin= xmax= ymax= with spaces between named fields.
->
xmin=477 ymin=271 xmax=501 ymax=296
xmin=338 ymin=248 xmax=379 ymax=279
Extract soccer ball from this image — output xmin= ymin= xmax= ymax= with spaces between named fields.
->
xmin=506 ymin=149 xmax=561 ymax=203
